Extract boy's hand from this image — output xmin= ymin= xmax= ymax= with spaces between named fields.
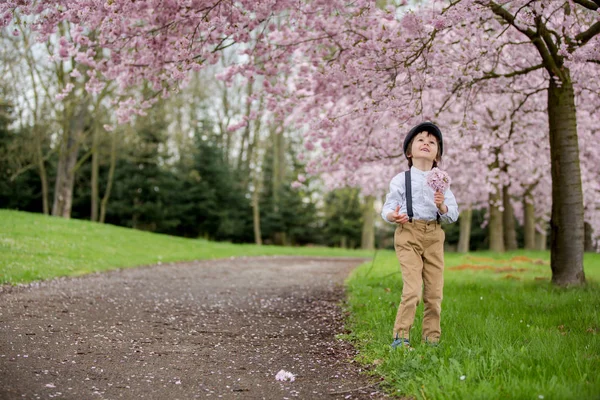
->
xmin=434 ymin=191 xmax=448 ymax=214
xmin=387 ymin=205 xmax=410 ymax=224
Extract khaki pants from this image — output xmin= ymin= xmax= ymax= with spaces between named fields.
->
xmin=393 ymin=220 xmax=445 ymax=343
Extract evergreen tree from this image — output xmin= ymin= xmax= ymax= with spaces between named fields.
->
xmin=101 ymin=104 xmax=181 ymax=233
xmin=322 ymin=188 xmax=363 ymax=248
xmin=0 ymin=102 xmax=44 ymax=211
xmin=173 ymin=127 xmax=253 ymax=241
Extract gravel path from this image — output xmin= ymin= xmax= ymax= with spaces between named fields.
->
xmin=0 ymin=256 xmax=386 ymax=399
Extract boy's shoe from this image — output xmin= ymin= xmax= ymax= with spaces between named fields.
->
xmin=424 ymin=337 xmax=439 ymax=347
xmin=391 ymin=335 xmax=410 ymax=349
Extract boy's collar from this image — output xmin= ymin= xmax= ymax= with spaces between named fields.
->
xmin=411 ymin=165 xmax=431 ymax=174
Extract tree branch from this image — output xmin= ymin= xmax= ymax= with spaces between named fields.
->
xmin=573 ymin=0 xmax=599 ymax=11
xmin=536 ymin=16 xmax=559 ymax=60
xmin=477 ymin=63 xmax=545 ymax=81
xmin=486 ymin=1 xmax=536 ymax=39
xmin=488 ymin=2 xmax=564 ymax=78
xmin=575 ymin=21 xmax=600 ymax=46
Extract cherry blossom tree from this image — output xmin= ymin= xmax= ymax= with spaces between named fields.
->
xmin=280 ymin=1 xmax=600 ymax=286
xmin=2 ymin=0 xmax=599 ymax=285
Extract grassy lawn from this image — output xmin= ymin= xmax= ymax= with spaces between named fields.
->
xmin=0 ymin=209 xmax=373 ymax=285
xmin=345 ymin=250 xmax=600 ymax=399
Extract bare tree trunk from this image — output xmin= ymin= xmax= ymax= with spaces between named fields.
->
xmin=90 ymin=120 xmax=100 ymax=221
xmin=252 ymin=178 xmax=262 ymax=245
xmin=222 ymin=86 xmax=231 ymax=166
xmin=35 ymin=129 xmax=50 ymax=215
xmin=488 ymin=186 xmax=504 ymax=252
xmin=548 ymin=76 xmax=585 ymax=285
xmin=523 ymin=198 xmax=536 ymax=250
xmin=52 ymin=104 xmax=86 ymax=218
xmin=269 ymin=123 xmax=286 ymax=246
xmin=251 ymin=122 xmax=263 ymax=245
xmin=457 ymin=207 xmax=472 ymax=253
xmin=276 ymin=127 xmax=285 ymax=189
xmin=503 ymin=185 xmax=518 ymax=250
xmin=242 ymin=96 xmax=263 ymax=190
xmin=536 ymin=229 xmax=547 ymax=251
xmin=237 ymin=81 xmax=253 ymax=173
xmin=99 ymin=129 xmax=117 ymax=224
xmin=361 ymin=195 xmax=375 ymax=250
xmin=584 ymin=222 xmax=595 ymax=253
xmin=271 ymin=124 xmax=283 ymax=207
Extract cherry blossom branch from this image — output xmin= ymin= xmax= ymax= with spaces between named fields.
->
xmin=536 ymin=16 xmax=559 ymax=60
xmin=479 ymin=63 xmax=545 ymax=81
xmin=575 ymin=21 xmax=600 ymax=46
xmin=573 ymin=0 xmax=599 ymax=11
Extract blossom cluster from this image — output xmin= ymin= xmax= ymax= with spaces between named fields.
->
xmin=427 ymin=168 xmax=451 ymax=193
xmin=275 ymin=370 xmax=295 ymax=382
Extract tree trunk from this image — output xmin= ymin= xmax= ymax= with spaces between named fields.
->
xmin=457 ymin=207 xmax=472 ymax=253
xmin=99 ymin=129 xmax=117 ymax=224
xmin=242 ymin=96 xmax=263 ymax=190
xmin=90 ymin=121 xmax=100 ymax=222
xmin=547 ymin=76 xmax=585 ymax=285
xmin=523 ymin=198 xmax=536 ymax=250
xmin=536 ymin=229 xmax=547 ymax=251
xmin=502 ymin=185 xmax=518 ymax=250
xmin=488 ymin=187 xmax=504 ymax=252
xmin=35 ymin=130 xmax=49 ymax=215
xmin=252 ymin=186 xmax=262 ymax=245
xmin=237 ymin=81 xmax=253 ymax=174
xmin=276 ymin=127 xmax=285 ymax=190
xmin=52 ymin=105 xmax=86 ymax=218
xmin=251 ymin=157 xmax=263 ymax=246
xmin=361 ymin=195 xmax=375 ymax=250
xmin=270 ymin=124 xmax=286 ymax=245
xmin=271 ymin=124 xmax=282 ymax=207
xmin=584 ymin=222 xmax=595 ymax=253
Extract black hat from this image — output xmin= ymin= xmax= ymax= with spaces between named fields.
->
xmin=403 ymin=122 xmax=443 ymax=158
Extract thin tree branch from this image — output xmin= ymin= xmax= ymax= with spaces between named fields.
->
xmin=477 ymin=63 xmax=545 ymax=81
xmin=575 ymin=21 xmax=600 ymax=46
xmin=488 ymin=1 xmax=562 ymax=77
xmin=573 ymin=0 xmax=599 ymax=11
xmin=486 ymin=1 xmax=536 ymax=39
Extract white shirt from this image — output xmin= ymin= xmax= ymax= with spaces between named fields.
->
xmin=381 ymin=166 xmax=459 ymax=224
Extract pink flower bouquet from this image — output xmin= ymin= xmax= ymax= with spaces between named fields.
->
xmin=427 ymin=167 xmax=451 ymax=193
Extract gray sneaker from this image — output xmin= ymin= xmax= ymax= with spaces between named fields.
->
xmin=391 ymin=335 xmax=410 ymax=349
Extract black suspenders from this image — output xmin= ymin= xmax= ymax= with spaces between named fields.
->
xmin=405 ymin=170 xmax=413 ymax=223
xmin=405 ymin=169 xmax=440 ymax=224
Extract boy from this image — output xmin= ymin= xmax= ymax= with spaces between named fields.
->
xmin=381 ymin=122 xmax=459 ymax=347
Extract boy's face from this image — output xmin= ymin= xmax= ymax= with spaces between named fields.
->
xmin=409 ymin=131 xmax=439 ymax=162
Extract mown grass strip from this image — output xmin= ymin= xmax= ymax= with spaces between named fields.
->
xmin=0 ymin=209 xmax=372 ymax=285
xmin=344 ymin=251 xmax=600 ymax=399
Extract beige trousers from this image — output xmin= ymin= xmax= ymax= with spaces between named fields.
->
xmin=393 ymin=219 xmax=445 ymax=343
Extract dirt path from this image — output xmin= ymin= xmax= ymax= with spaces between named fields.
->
xmin=0 ymin=256 xmax=386 ymax=399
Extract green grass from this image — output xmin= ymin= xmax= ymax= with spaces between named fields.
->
xmin=345 ymin=250 xmax=600 ymax=399
xmin=0 ymin=209 xmax=373 ymax=284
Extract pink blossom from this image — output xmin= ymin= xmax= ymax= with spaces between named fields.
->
xmin=275 ymin=370 xmax=295 ymax=382
xmin=227 ymin=120 xmax=248 ymax=132
xmin=55 ymin=83 xmax=74 ymax=101
xmin=427 ymin=168 xmax=451 ymax=193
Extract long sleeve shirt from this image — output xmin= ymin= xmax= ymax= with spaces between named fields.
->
xmin=381 ymin=166 xmax=459 ymax=225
